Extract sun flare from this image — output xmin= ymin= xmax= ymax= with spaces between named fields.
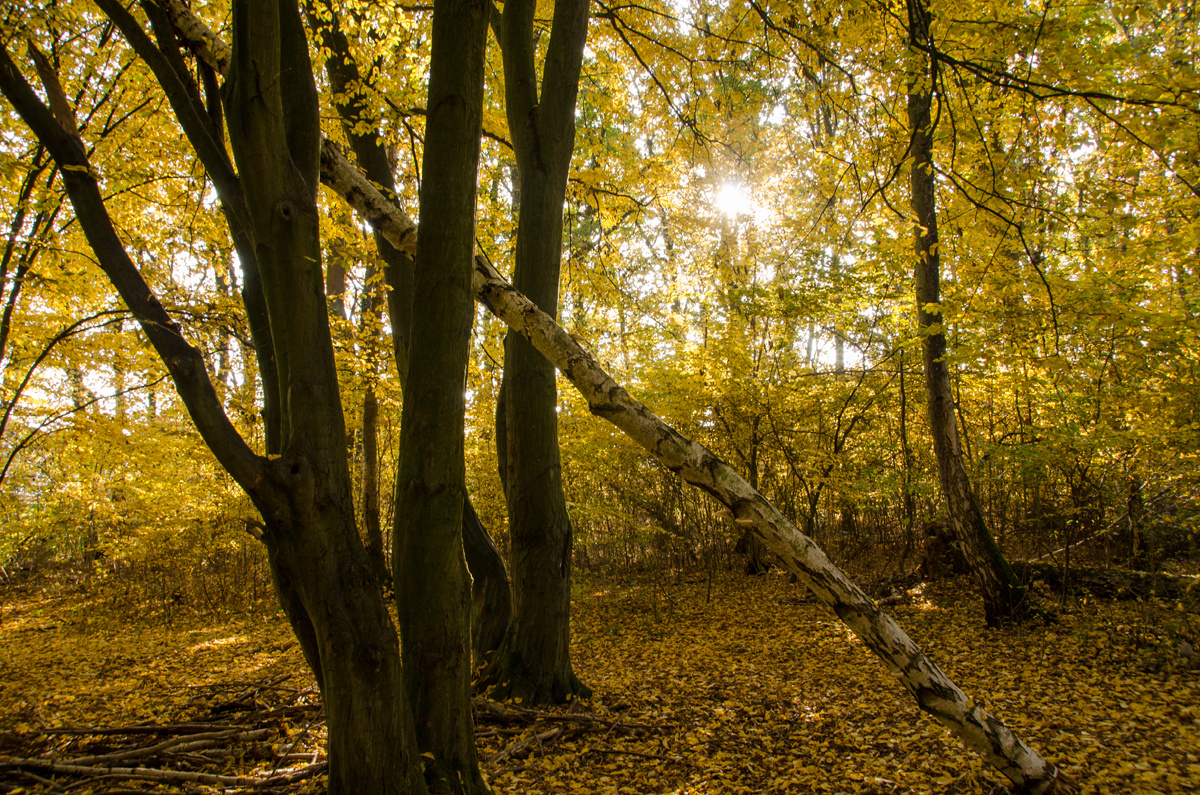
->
xmin=714 ymin=181 xmax=754 ymax=218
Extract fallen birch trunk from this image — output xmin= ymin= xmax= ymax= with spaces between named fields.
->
xmin=469 ymin=256 xmax=1073 ymax=793
xmin=158 ymin=5 xmax=1073 ymax=790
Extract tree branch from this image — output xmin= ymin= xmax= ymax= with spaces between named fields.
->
xmin=0 ymin=44 xmax=265 ymax=498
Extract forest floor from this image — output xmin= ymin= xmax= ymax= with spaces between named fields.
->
xmin=0 ymin=570 xmax=1198 ymax=794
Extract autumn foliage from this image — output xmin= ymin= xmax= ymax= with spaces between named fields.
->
xmin=0 ymin=0 xmax=1198 ymax=790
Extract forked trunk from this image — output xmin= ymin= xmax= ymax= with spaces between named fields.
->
xmin=482 ymin=0 xmax=592 ymax=704
xmin=463 ymin=499 xmax=512 ymax=667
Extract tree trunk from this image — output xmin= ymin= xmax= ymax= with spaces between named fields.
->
xmin=0 ymin=16 xmax=430 ymax=792
xmin=223 ymin=6 xmax=428 ymax=791
xmin=263 ymin=510 xmax=424 ymax=795
xmin=392 ymin=0 xmax=490 ymax=788
xmin=906 ymin=0 xmax=1027 ymax=627
xmin=482 ymin=0 xmax=592 ymax=703
xmin=306 ymin=0 xmax=505 ymax=622
xmin=361 ymin=383 xmax=388 ymax=587
xmin=742 ymin=434 xmax=770 ymax=574
xmin=462 ymin=497 xmax=513 ymax=668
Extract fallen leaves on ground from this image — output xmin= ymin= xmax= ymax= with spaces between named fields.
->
xmin=1 ymin=571 xmax=1198 ymax=794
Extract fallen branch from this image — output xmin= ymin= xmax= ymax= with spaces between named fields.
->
xmin=1 ymin=758 xmax=325 ymax=787
xmin=60 ymin=728 xmax=271 ymax=766
xmin=5 ymin=682 xmax=326 ymax=793
xmin=472 ymin=698 xmax=653 ymax=730
xmin=41 ymin=723 xmax=234 ymax=736
xmin=586 ymin=747 xmax=686 ymax=763
xmin=487 ymin=727 xmax=567 ymax=767
xmin=1029 ymin=488 xmax=1171 ymax=563
xmin=539 ymin=714 xmax=654 ymax=731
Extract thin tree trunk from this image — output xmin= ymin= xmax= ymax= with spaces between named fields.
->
xmin=0 ymin=149 xmax=58 ymax=370
xmin=743 ymin=423 xmax=769 ymax=574
xmin=906 ymin=0 xmax=1027 ymax=627
xmin=463 ymin=497 xmax=512 ymax=667
xmin=305 ymin=0 xmax=507 ymax=628
xmin=361 ymin=381 xmax=387 ymax=585
xmin=897 ymin=345 xmax=917 ymax=568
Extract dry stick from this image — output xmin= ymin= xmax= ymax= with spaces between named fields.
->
xmin=60 ymin=728 xmax=269 ymax=766
xmin=472 ymin=698 xmax=539 ymax=724
xmin=487 ymin=727 xmax=564 ymax=768
xmin=473 ymin=698 xmax=653 ymax=730
xmin=42 ymin=723 xmax=234 ymax=736
xmin=267 ymin=706 xmax=324 ymax=778
xmin=186 ymin=673 xmax=293 ymax=692
xmin=11 ymin=768 xmax=60 ymax=789
xmin=540 ymin=714 xmax=653 ymax=731
xmin=156 ymin=6 xmax=1070 ymax=793
xmin=3 ymin=759 xmax=312 ymax=787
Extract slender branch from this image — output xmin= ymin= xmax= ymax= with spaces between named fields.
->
xmin=0 ymin=44 xmax=264 ymax=496
xmin=0 ymin=310 xmax=129 ymax=445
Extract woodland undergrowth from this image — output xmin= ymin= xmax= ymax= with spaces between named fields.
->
xmin=0 ymin=571 xmax=1197 ymax=794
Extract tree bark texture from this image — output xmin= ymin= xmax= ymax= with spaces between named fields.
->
xmin=216 ymin=5 xmax=425 ymax=791
xmin=392 ymin=0 xmax=490 ymax=789
xmin=164 ymin=0 xmax=514 ymax=684
xmin=906 ymin=0 xmax=1027 ymax=627
xmin=307 ymin=0 xmax=509 ymax=635
xmin=483 ymin=0 xmax=593 ymax=703
xmin=462 ymin=497 xmax=513 ymax=667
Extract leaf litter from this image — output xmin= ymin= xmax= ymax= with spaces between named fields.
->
xmin=1 ymin=572 xmax=1197 ymax=793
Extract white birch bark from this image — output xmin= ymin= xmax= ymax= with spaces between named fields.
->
xmin=468 ymin=255 xmax=1070 ymax=793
